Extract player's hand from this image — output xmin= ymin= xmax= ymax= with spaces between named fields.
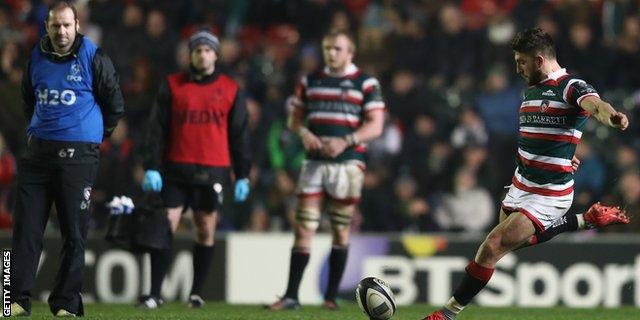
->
xmin=300 ymin=130 xmax=323 ymax=152
xmin=142 ymin=170 xmax=163 ymax=192
xmin=234 ymin=178 xmax=250 ymax=202
xmin=571 ymin=155 xmax=580 ymax=172
xmin=321 ymin=137 xmax=349 ymax=158
xmin=611 ymin=112 xmax=629 ymax=130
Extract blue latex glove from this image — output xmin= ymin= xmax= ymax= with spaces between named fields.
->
xmin=234 ymin=178 xmax=250 ymax=202
xmin=142 ymin=170 xmax=163 ymax=192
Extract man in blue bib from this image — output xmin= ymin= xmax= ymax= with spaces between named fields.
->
xmin=10 ymin=1 xmax=124 ymax=317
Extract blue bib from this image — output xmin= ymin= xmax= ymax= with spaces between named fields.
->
xmin=28 ymin=37 xmax=103 ymax=143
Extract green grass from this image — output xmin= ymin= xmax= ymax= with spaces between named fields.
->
xmin=20 ymin=302 xmax=639 ymax=319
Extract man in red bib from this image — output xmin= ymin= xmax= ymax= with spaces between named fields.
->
xmin=140 ymin=29 xmax=250 ymax=309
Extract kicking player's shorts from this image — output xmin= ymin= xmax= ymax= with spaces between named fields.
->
xmin=161 ymin=180 xmax=224 ymax=212
xmin=296 ymin=160 xmax=365 ymax=204
xmin=501 ymin=183 xmax=573 ymax=233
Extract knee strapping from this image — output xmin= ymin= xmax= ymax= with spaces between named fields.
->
xmin=329 ymin=205 xmax=354 ymax=227
xmin=296 ymin=207 xmax=321 ymax=230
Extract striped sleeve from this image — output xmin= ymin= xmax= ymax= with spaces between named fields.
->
xmin=362 ymin=77 xmax=385 ymax=112
xmin=563 ymin=78 xmax=599 ymax=108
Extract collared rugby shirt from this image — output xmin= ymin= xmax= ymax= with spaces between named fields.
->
xmin=291 ymin=64 xmax=385 ymax=163
xmin=514 ymin=68 xmax=599 ymax=196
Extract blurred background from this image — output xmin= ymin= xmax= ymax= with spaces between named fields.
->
xmin=1 ymin=0 xmax=640 ymax=237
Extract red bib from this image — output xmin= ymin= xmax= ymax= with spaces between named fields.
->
xmin=165 ymin=72 xmax=238 ymax=167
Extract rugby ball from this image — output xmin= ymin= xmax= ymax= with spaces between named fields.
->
xmin=355 ymin=277 xmax=396 ymax=320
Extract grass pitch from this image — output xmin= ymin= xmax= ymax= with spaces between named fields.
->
xmin=21 ymin=302 xmax=639 ymax=319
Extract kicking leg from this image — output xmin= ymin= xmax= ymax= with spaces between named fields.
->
xmin=518 ymin=202 xmax=629 ymax=248
xmin=424 ymin=212 xmax=535 ymax=320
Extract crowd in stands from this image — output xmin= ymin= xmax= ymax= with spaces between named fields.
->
xmin=1 ymin=0 xmax=640 ymax=234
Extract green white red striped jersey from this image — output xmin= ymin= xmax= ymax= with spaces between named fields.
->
xmin=514 ymin=68 xmax=599 ymax=196
xmin=291 ymin=64 xmax=385 ymax=163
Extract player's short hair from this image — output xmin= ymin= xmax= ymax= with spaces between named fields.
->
xmin=511 ymin=28 xmax=556 ymax=59
xmin=46 ymin=1 xmax=78 ymax=22
xmin=323 ymin=29 xmax=356 ymax=52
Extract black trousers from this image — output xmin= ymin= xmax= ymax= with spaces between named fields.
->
xmin=11 ymin=159 xmax=97 ymax=315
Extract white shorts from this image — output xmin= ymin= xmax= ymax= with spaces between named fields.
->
xmin=296 ymin=160 xmax=365 ymax=204
xmin=501 ymin=184 xmax=573 ymax=232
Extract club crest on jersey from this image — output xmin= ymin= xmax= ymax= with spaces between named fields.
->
xmin=67 ymin=63 xmax=83 ymax=82
xmin=540 ymin=100 xmax=551 ymax=113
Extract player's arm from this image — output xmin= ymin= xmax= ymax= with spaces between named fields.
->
xmin=567 ymin=79 xmax=628 ymax=130
xmin=21 ymin=59 xmax=35 ymax=121
xmin=141 ymin=78 xmax=171 ymax=171
xmin=350 ymin=109 xmax=384 ymax=144
xmin=287 ymin=77 xmax=323 ymax=151
xmin=288 ymin=100 xmax=323 ymax=152
xmin=92 ymin=48 xmax=125 ymax=138
xmin=228 ymin=89 xmax=251 ymax=179
xmin=579 ymin=96 xmax=628 ymax=130
xmin=286 ymin=99 xmax=306 ymax=136
xmin=353 ymin=76 xmax=385 ymax=143
xmin=349 ymin=76 xmax=385 ymax=144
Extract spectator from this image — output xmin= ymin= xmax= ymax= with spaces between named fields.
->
xmin=122 ymin=57 xmax=157 ymax=139
xmin=450 ymin=108 xmax=489 ymax=149
xmin=0 ymin=41 xmax=27 ymax=155
xmin=394 ymin=175 xmax=431 ymax=232
xmin=359 ymin=168 xmax=396 ymax=231
xmin=564 ymin=22 xmax=605 ymax=89
xmin=389 ymin=17 xmax=430 ymax=74
xmin=612 ymin=15 xmax=640 ymax=90
xmin=481 ymin=14 xmax=517 ymax=74
xmin=76 ymin=3 xmax=102 ymax=45
xmin=431 ymin=3 xmax=479 ymax=85
xmin=102 ymin=4 xmax=145 ymax=85
xmin=475 ymin=64 xmax=521 ymax=187
xmin=573 ymin=140 xmax=606 ymax=197
xmin=434 ymin=168 xmax=494 ymax=232
xmin=606 ymin=170 xmax=640 ymax=233
xmin=367 ymin=118 xmax=403 ymax=169
xmin=142 ymin=10 xmax=179 ymax=77
xmin=386 ymin=69 xmax=428 ymax=129
xmin=267 ymin=98 xmax=305 ymax=175
xmin=475 ymin=64 xmax=521 ymax=137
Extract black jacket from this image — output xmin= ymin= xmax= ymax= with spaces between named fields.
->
xmin=21 ymin=34 xmax=125 ymax=138
xmin=142 ymin=68 xmax=251 ymax=183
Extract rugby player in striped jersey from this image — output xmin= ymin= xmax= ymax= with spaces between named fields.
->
xmin=423 ymin=28 xmax=630 ymax=320
xmin=267 ymin=29 xmax=385 ymax=311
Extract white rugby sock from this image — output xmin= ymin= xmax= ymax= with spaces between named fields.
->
xmin=576 ymin=213 xmax=586 ymax=229
xmin=444 ymin=296 xmax=465 ymax=315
